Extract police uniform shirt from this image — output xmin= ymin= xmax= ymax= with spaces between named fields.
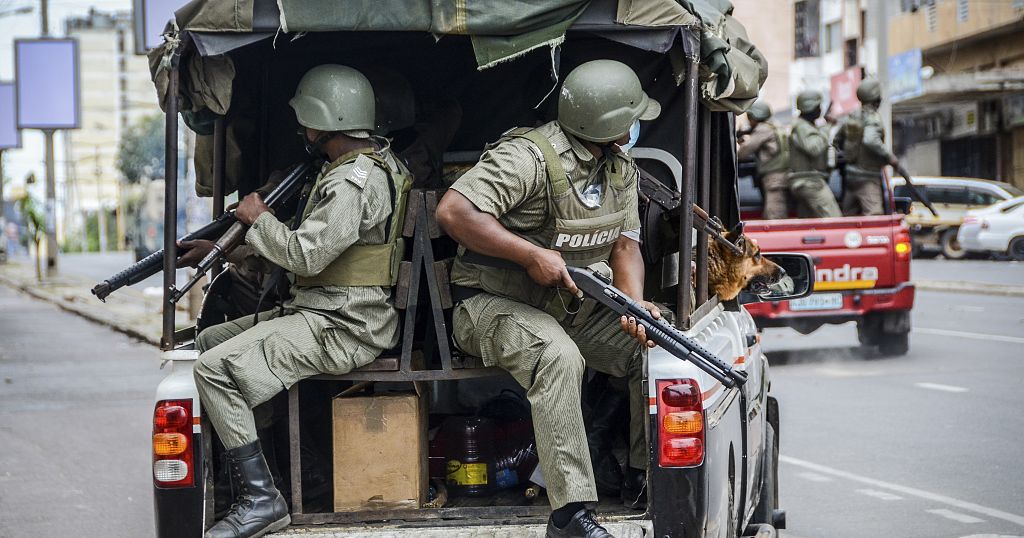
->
xmin=242 ymin=152 xmax=402 ymax=351
xmin=450 ymin=121 xmax=642 ymax=244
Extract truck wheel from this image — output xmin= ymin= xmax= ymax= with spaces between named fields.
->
xmin=878 ymin=331 xmax=910 ymax=356
xmin=857 ymin=315 xmax=882 ymax=346
xmin=941 ymin=228 xmax=966 ymax=260
xmin=752 ymin=423 xmax=778 ymax=525
xmin=911 ymin=239 xmax=939 ymax=259
xmin=1008 ymin=237 xmax=1024 ymax=261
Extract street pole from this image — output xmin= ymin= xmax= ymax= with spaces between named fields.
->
xmin=872 ymin=0 xmax=892 ymax=152
xmin=44 ymin=129 xmax=57 ymax=275
xmin=94 ymin=146 xmax=107 ymax=252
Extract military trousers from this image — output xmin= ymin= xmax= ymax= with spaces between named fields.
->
xmin=760 ymin=171 xmax=790 ymax=220
xmin=194 ymin=309 xmax=380 ymax=449
xmin=452 ymin=292 xmax=644 ymax=510
xmin=843 ymin=176 xmax=884 ymax=216
xmin=789 ymin=175 xmax=841 ymax=218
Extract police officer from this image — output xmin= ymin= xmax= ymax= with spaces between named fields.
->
xmin=738 ymin=101 xmax=790 ymax=219
xmin=834 ymin=78 xmax=897 ymax=216
xmin=186 ymin=64 xmax=411 ymax=538
xmin=436 ymin=60 xmax=658 ymax=538
xmin=788 ymin=90 xmax=841 ymax=218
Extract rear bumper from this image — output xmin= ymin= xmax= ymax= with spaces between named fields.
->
xmin=745 ymin=283 xmax=915 ymax=328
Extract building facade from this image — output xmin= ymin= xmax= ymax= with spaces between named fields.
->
xmin=888 ymin=0 xmax=1024 ymax=187
xmin=64 ymin=9 xmax=159 ymax=250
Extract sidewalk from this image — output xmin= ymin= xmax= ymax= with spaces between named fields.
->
xmin=0 ymin=260 xmax=182 ymax=347
xmin=912 ymin=259 xmax=1024 ymax=297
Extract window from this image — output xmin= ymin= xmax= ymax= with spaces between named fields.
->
xmin=965 ymin=189 xmax=998 ymax=207
xmin=795 ymin=0 xmax=821 ymax=58
xmin=925 ymin=187 xmax=969 ymax=205
xmin=957 ymin=0 xmax=969 ymax=22
xmin=824 ymin=22 xmax=841 ymax=53
xmin=1000 ymin=201 xmax=1024 ymax=214
xmin=844 ymin=38 xmax=859 ymax=68
xmin=926 ymin=0 xmax=937 ymax=31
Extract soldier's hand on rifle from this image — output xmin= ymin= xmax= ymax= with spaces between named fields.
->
xmin=525 ymin=247 xmax=579 ymax=296
xmin=176 ymin=240 xmax=216 ymax=268
xmin=620 ymin=301 xmax=661 ymax=348
xmin=235 ymin=192 xmax=272 ymax=225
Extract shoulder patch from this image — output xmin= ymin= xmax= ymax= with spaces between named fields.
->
xmin=344 ymin=154 xmax=376 ymax=189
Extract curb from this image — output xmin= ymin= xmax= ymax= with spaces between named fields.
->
xmin=913 ymin=279 xmax=1024 ymax=298
xmin=0 ymin=270 xmax=161 ymax=347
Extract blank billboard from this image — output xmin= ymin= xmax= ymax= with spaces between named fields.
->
xmin=15 ymin=39 xmax=80 ymax=130
xmin=134 ymin=0 xmax=187 ymax=54
xmin=0 ymin=83 xmax=19 ymax=149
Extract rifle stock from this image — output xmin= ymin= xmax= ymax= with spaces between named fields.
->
xmin=567 ymin=266 xmax=747 ymax=388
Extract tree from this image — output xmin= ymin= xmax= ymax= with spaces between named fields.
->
xmin=117 ymin=113 xmax=165 ymax=184
xmin=15 ymin=194 xmax=45 ymax=280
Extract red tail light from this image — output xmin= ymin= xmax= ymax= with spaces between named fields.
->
xmin=894 ymin=224 xmax=912 ymax=262
xmin=657 ymin=379 xmax=705 ymax=467
xmin=153 ymin=399 xmax=194 ymax=487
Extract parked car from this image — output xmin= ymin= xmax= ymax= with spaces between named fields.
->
xmin=890 ymin=176 xmax=1023 ymax=259
xmin=958 ymin=196 xmax=1024 ymax=260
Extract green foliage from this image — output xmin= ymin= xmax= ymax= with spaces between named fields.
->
xmin=117 ymin=113 xmax=165 ymax=184
xmin=15 ymin=194 xmax=45 ymax=279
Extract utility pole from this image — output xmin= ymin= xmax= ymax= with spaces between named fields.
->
xmin=872 ymin=0 xmax=892 ymax=152
xmin=40 ymin=0 xmax=59 ymax=275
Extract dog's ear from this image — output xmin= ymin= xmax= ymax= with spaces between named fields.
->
xmin=725 ymin=221 xmax=745 ymax=241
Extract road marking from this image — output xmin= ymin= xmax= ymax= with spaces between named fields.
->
xmin=796 ymin=471 xmax=832 ymax=483
xmin=929 ymin=509 xmax=985 ymax=524
xmin=780 ymin=456 xmax=1024 ymax=527
xmin=856 ymin=488 xmax=903 ymax=501
xmin=915 ymin=327 xmax=1024 ymax=345
xmin=915 ymin=382 xmax=969 ymax=393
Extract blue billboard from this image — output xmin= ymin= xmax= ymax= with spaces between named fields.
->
xmin=889 ymin=48 xmax=923 ymax=103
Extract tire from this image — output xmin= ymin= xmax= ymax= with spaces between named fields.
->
xmin=911 ymin=239 xmax=939 ymax=259
xmin=1008 ymin=237 xmax=1024 ymax=261
xmin=878 ymin=331 xmax=910 ymax=356
xmin=752 ymin=423 xmax=778 ymax=525
xmin=857 ymin=314 xmax=882 ymax=346
xmin=941 ymin=228 xmax=966 ymax=260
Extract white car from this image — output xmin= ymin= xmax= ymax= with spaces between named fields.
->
xmin=958 ymin=196 xmax=1024 ymax=260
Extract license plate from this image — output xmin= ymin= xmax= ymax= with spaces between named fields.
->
xmin=789 ymin=293 xmax=843 ymax=311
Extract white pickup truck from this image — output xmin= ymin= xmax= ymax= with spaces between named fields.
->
xmin=119 ymin=3 xmax=817 ymax=536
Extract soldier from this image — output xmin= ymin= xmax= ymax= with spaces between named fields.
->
xmin=738 ymin=101 xmax=790 ymax=219
xmin=787 ymin=90 xmax=841 ymax=218
xmin=183 ymin=64 xmax=411 ymax=538
xmin=834 ymin=78 xmax=898 ymax=216
xmin=436 ymin=59 xmax=659 ymax=538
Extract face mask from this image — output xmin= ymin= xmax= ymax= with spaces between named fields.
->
xmin=619 ymin=120 xmax=641 ymax=152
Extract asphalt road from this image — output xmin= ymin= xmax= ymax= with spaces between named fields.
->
xmin=766 ymin=289 xmax=1024 ymax=538
xmin=0 ymin=285 xmax=163 ymax=538
xmin=1 ymin=264 xmax=1022 ymax=537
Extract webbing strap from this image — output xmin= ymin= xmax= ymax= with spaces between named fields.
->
xmin=506 ymin=128 xmax=571 ymax=197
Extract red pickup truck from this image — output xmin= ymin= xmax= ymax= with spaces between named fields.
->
xmin=739 ymin=166 xmax=915 ymax=355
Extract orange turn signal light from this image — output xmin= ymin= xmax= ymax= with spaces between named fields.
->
xmin=662 ymin=411 xmax=703 ymax=435
xmin=895 ymin=242 xmax=911 ymax=255
xmin=153 ymin=433 xmax=188 ymax=456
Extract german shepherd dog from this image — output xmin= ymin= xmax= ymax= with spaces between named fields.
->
xmin=707 ymin=229 xmax=786 ymax=301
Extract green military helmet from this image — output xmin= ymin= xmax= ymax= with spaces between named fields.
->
xmin=747 ymin=101 xmax=772 ymax=122
xmin=857 ymin=77 xmax=882 ymax=103
xmin=289 ymin=64 xmax=375 ymax=133
xmin=796 ymin=90 xmax=822 ymax=114
xmin=558 ymin=59 xmax=661 ymax=143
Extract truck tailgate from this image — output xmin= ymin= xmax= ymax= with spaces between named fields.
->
xmin=745 ymin=215 xmax=904 ymax=290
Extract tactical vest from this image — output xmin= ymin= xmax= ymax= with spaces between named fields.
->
xmin=787 ymin=118 xmax=829 ymax=182
xmin=453 ymin=127 xmax=632 ymax=323
xmin=294 ymin=148 xmax=412 ymax=288
xmin=844 ymin=107 xmax=890 ymax=176
xmin=757 ymin=122 xmax=790 ymax=175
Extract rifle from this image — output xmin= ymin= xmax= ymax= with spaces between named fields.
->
xmin=170 ymin=159 xmax=319 ymax=301
xmin=91 ymin=159 xmax=318 ymax=301
xmin=568 ymin=266 xmax=748 ymax=389
xmin=893 ymin=164 xmax=940 ymax=217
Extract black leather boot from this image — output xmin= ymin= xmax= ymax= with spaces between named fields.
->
xmin=621 ymin=466 xmax=647 ymax=510
xmin=586 ymin=387 xmax=628 ymax=495
xmin=206 ymin=440 xmax=291 ymax=538
xmin=546 ymin=509 xmax=615 ymax=538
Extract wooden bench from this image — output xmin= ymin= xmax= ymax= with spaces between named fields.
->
xmin=286 ymin=188 xmax=503 ymax=521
